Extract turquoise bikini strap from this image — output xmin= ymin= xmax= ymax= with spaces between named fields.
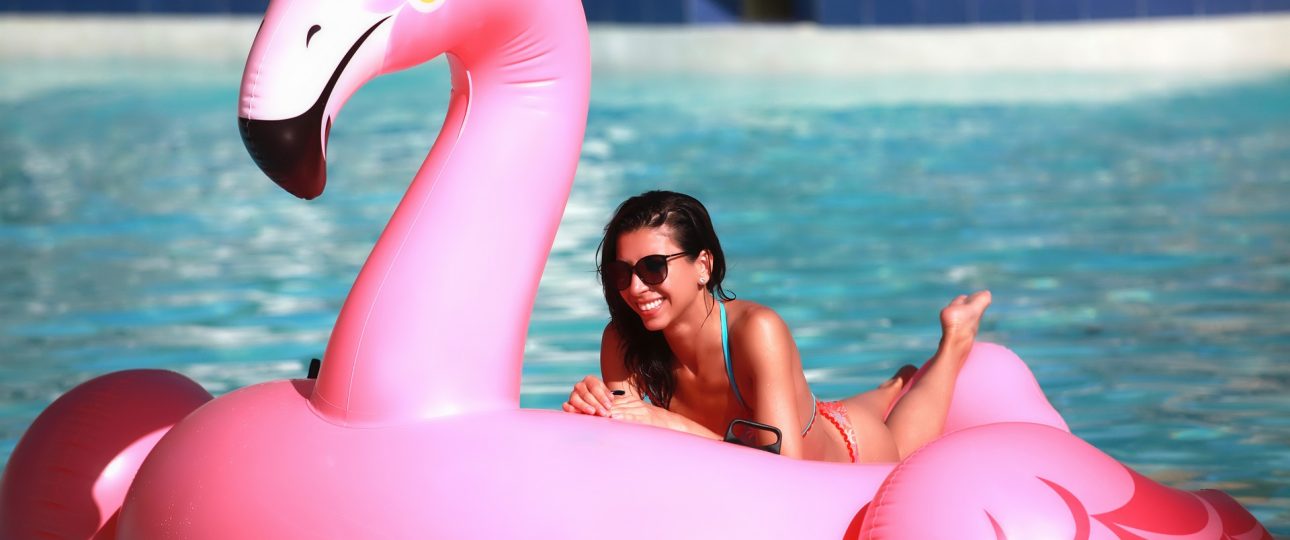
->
xmin=720 ymin=302 xmax=749 ymax=409
xmin=722 ymin=302 xmax=817 ymax=437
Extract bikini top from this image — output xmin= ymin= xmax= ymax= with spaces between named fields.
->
xmin=719 ymin=301 xmax=817 ymax=437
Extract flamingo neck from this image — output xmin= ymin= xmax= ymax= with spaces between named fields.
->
xmin=311 ymin=18 xmax=590 ymax=427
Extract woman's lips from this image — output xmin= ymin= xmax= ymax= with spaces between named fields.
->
xmin=639 ymin=298 xmax=663 ymax=314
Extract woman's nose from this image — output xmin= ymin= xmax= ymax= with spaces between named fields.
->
xmin=628 ymin=272 xmax=650 ymax=294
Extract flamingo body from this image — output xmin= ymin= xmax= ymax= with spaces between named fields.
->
xmin=117 ymin=378 xmax=892 ymax=538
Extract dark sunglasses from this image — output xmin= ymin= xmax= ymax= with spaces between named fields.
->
xmin=604 ymin=252 xmax=691 ymax=291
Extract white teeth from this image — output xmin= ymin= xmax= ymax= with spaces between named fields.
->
xmin=640 ymin=299 xmax=663 ymax=312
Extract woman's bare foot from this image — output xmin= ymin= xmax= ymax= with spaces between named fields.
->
xmin=891 ymin=290 xmax=993 ymax=408
xmin=938 ymin=290 xmax=992 ymax=357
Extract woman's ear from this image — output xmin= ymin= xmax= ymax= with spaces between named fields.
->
xmin=697 ymin=250 xmax=713 ymax=284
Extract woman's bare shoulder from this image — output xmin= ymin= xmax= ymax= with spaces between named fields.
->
xmin=601 ymin=321 xmax=621 ymax=341
xmin=600 ymin=322 xmax=626 ymax=358
xmin=727 ymin=300 xmax=791 ymax=345
xmin=599 ymin=322 xmax=631 ymax=379
xmin=725 ymin=301 xmax=797 ymax=389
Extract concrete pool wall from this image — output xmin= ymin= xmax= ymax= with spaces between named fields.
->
xmin=2 ymin=14 xmax=1289 ymax=74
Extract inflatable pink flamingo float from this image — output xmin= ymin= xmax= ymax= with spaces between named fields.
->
xmin=0 ymin=0 xmax=1273 ymax=537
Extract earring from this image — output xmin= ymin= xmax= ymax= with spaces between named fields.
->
xmin=700 ymin=277 xmax=708 ymax=285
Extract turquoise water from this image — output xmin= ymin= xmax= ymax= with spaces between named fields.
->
xmin=1 ymin=58 xmax=1288 ymax=532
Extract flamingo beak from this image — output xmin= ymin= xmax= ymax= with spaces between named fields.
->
xmin=238 ymin=102 xmax=329 ymax=200
xmin=238 ymin=15 xmax=391 ymax=200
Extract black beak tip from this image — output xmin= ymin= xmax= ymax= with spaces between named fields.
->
xmin=238 ymin=116 xmax=328 ymax=199
xmin=273 ymin=171 xmax=326 ymax=200
xmin=293 ymin=187 xmax=323 ymax=201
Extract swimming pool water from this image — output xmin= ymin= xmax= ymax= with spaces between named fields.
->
xmin=1 ymin=58 xmax=1288 ymax=531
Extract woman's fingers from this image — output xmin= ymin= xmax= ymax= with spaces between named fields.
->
xmin=568 ymin=393 xmax=596 ymax=415
xmin=566 ymin=375 xmax=621 ymax=416
xmin=608 ymin=396 xmax=639 ymax=419
xmin=578 ymin=375 xmax=615 ymax=411
xmin=569 ymin=386 xmax=606 ymax=416
xmin=571 ymin=382 xmax=591 ymax=413
xmin=594 ymin=386 xmax=614 ymax=411
xmin=610 ymin=398 xmax=666 ymax=427
xmin=609 ymin=403 xmax=643 ymax=421
xmin=568 ymin=376 xmax=647 ymax=420
xmin=563 ymin=401 xmax=593 ymax=415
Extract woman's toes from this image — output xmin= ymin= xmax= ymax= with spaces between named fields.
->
xmin=894 ymin=364 xmax=917 ymax=387
xmin=880 ymin=364 xmax=918 ymax=390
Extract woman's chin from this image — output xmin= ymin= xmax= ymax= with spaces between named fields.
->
xmin=639 ymin=311 xmax=667 ymax=331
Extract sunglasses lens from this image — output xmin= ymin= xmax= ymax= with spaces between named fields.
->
xmin=606 ymin=261 xmax=632 ymax=290
xmin=636 ymin=255 xmax=669 ymax=285
xmin=608 ymin=253 xmax=686 ymax=290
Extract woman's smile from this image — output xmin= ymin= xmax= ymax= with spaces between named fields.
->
xmin=639 ymin=298 xmax=664 ymax=313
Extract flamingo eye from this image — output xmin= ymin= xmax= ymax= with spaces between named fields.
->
xmin=408 ymin=0 xmax=445 ymax=12
xmin=306 ymin=25 xmax=321 ymax=47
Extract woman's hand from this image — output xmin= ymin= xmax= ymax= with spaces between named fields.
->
xmin=604 ymin=393 xmax=724 ymax=441
xmin=608 ymin=393 xmax=673 ymax=429
xmin=561 ymin=375 xmax=614 ymax=417
xmin=939 ymin=289 xmax=992 ymax=351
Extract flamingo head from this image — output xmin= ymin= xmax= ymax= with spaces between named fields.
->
xmin=237 ymin=0 xmax=476 ymax=199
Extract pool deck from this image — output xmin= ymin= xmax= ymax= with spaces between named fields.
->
xmin=2 ymin=13 xmax=1290 ymax=74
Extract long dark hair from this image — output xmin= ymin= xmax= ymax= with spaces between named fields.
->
xmin=597 ymin=191 xmax=735 ymax=408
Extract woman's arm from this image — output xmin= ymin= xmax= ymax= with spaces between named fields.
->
xmin=598 ymin=323 xmax=638 ymax=399
xmin=731 ymin=306 xmax=807 ymax=459
xmin=607 ymin=394 xmax=723 ymax=440
xmin=560 ymin=325 xmax=626 ymax=417
xmin=599 ymin=324 xmax=723 ymax=439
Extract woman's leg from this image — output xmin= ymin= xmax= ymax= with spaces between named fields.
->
xmin=831 ymin=365 xmax=914 ymax=463
xmin=842 ymin=364 xmax=917 ymax=421
xmin=880 ymin=291 xmax=992 ymax=459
